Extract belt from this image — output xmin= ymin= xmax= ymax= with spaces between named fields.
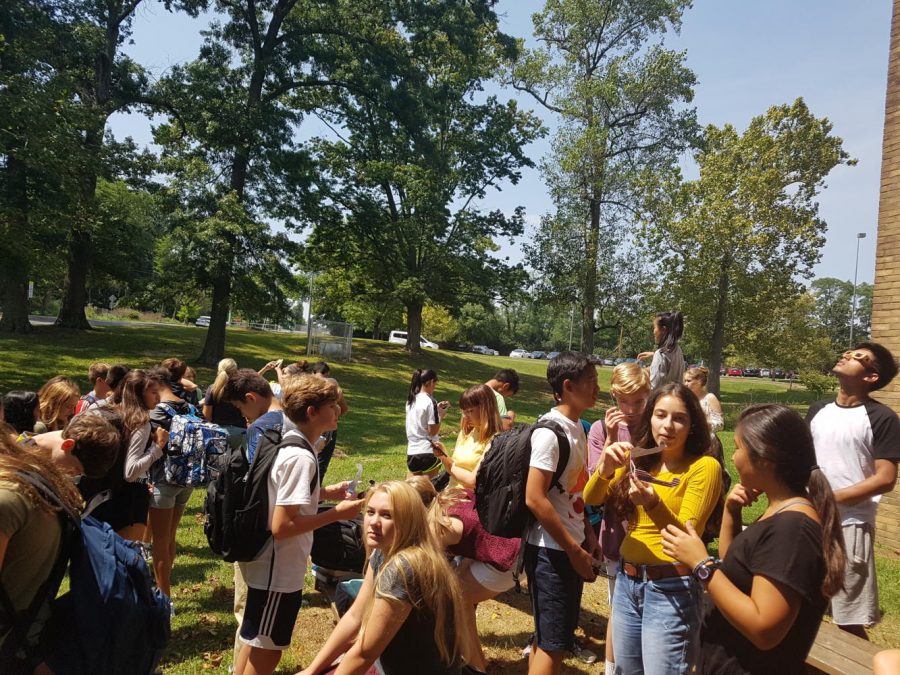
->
xmin=622 ymin=561 xmax=692 ymax=581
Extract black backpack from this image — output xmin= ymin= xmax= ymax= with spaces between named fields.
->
xmin=204 ymin=428 xmax=317 ymax=562
xmin=311 ymin=506 xmax=366 ymax=573
xmin=475 ymin=421 xmax=570 ymax=538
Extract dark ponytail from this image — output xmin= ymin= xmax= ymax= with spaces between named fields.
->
xmin=736 ymin=404 xmax=847 ymax=598
xmin=656 ymin=311 xmax=684 ymax=352
xmin=407 ymin=369 xmax=437 ymax=407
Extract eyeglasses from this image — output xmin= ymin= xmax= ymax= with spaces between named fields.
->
xmin=629 ymin=458 xmax=681 ymax=488
xmin=842 ymin=350 xmax=878 ymax=372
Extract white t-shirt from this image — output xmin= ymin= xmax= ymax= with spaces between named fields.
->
xmin=527 ymin=409 xmax=590 ymax=550
xmin=406 ymin=392 xmax=439 ymax=456
xmin=808 ymin=399 xmax=900 ymax=526
xmin=242 ymin=429 xmax=320 ymax=593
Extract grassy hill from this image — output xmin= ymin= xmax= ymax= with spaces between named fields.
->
xmin=2 ymin=324 xmax=896 ymax=673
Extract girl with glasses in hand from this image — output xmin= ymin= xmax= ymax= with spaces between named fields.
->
xmin=584 ymin=382 xmax=723 ymax=675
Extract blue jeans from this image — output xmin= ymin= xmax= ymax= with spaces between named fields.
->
xmin=612 ymin=567 xmax=701 ymax=675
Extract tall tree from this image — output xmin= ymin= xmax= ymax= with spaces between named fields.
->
xmin=302 ymin=1 xmax=542 ymax=352
xmin=646 ymin=99 xmax=853 ymax=395
xmin=811 ymin=277 xmax=873 ymax=350
xmin=511 ymin=0 xmax=697 ymax=352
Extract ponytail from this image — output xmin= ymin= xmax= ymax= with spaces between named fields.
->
xmin=656 ymin=311 xmax=684 ymax=353
xmin=807 ymin=467 xmax=847 ymax=598
xmin=407 ymin=369 xmax=437 ymax=407
xmin=210 ymin=358 xmax=238 ymax=403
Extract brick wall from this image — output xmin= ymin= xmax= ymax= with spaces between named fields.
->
xmin=873 ymin=0 xmax=900 ymax=552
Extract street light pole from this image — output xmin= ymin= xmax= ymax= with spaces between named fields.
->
xmin=850 ymin=232 xmax=867 ymax=345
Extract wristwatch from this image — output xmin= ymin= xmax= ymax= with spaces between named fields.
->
xmin=692 ymin=556 xmax=721 ymax=583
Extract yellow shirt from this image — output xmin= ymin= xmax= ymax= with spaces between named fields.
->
xmin=451 ymin=429 xmax=491 ymax=473
xmin=583 ymin=454 xmax=723 ymax=565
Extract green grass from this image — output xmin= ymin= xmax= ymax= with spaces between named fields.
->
xmin=1 ymin=325 xmax=895 ymax=672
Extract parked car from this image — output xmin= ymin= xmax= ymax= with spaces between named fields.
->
xmin=614 ymin=358 xmax=626 ymax=365
xmin=772 ymin=368 xmax=786 ymax=379
xmin=759 ymin=368 xmax=771 ymax=378
xmin=602 ymin=358 xmax=615 ymax=366
xmin=531 ymin=350 xmax=547 ymax=360
xmin=388 ymin=330 xmax=439 ymax=349
xmin=547 ymin=351 xmax=561 ymax=360
xmin=726 ymin=367 xmax=743 ymax=377
xmin=719 ymin=366 xmax=727 ymax=375
xmin=195 ymin=315 xmax=210 ymax=327
xmin=472 ymin=345 xmax=499 ymax=356
xmin=743 ymin=368 xmax=761 ymax=378
xmin=509 ymin=348 xmax=532 ymax=359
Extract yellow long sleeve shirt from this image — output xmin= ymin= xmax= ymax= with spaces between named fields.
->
xmin=583 ymin=454 xmax=723 ymax=565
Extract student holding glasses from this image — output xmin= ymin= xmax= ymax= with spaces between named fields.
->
xmin=584 ymin=382 xmax=723 ymax=675
xmin=807 ymin=343 xmax=900 ymax=639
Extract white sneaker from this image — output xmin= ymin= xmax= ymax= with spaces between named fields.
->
xmin=572 ymin=641 xmax=598 ymax=664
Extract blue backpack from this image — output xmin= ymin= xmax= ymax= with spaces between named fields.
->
xmin=0 ymin=475 xmax=171 ymax=675
xmin=161 ymin=403 xmax=228 ymax=486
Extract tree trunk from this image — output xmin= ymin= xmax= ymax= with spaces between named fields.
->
xmin=56 ymin=227 xmax=93 ymax=328
xmin=707 ymin=255 xmax=732 ymax=397
xmin=0 ymin=269 xmax=32 ymax=333
xmin=197 ymin=275 xmax=232 ymax=365
xmin=582 ymin=199 xmax=601 ymax=354
xmin=406 ymin=300 xmax=423 ymax=353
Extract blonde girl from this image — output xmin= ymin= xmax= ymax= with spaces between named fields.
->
xmin=37 ymin=376 xmax=80 ymax=432
xmin=683 ymin=367 xmax=724 ymax=433
xmin=299 ymin=481 xmax=470 ymax=675
xmin=202 ymin=358 xmax=246 ymax=449
xmin=432 ymin=384 xmax=501 ymax=489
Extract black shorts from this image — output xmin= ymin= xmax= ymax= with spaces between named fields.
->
xmin=524 ymin=543 xmax=584 ymax=653
xmin=406 ymin=453 xmax=442 ymax=474
xmin=90 ymin=481 xmax=150 ymax=532
xmin=240 ymin=587 xmax=304 ymax=650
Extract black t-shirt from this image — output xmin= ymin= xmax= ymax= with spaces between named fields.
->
xmin=369 ymin=549 xmax=462 ymax=675
xmin=699 ymin=512 xmax=827 ymax=674
xmin=203 ymin=387 xmax=246 ymax=428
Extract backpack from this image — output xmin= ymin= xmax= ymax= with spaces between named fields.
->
xmin=161 ymin=403 xmax=228 ymax=487
xmin=474 ymin=420 xmax=570 ymax=539
xmin=0 ymin=475 xmax=170 ymax=675
xmin=204 ymin=428 xmax=317 ymax=562
xmin=311 ymin=507 xmax=366 ymax=573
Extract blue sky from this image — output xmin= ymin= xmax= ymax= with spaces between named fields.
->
xmin=110 ymin=0 xmax=891 ymax=284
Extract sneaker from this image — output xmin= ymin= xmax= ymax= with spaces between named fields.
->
xmin=572 ymin=641 xmax=598 ymax=664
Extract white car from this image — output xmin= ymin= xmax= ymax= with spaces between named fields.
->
xmin=509 ymin=348 xmax=531 ymax=358
xmin=388 ymin=330 xmax=439 ymax=349
xmin=195 ymin=315 xmax=210 ymax=327
xmin=473 ymin=345 xmax=499 ymax=356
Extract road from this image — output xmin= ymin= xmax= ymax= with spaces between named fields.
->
xmin=28 ymin=315 xmax=196 ymax=329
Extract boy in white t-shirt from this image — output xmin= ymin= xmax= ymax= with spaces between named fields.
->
xmin=235 ymin=376 xmax=364 ymax=675
xmin=524 ymin=352 xmax=599 ymax=675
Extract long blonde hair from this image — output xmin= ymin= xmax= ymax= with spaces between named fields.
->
xmin=38 ymin=376 xmax=80 ymax=432
xmin=362 ymin=481 xmax=471 ymax=665
xmin=209 ymin=358 xmax=238 ymax=403
xmin=0 ymin=425 xmax=82 ymax=514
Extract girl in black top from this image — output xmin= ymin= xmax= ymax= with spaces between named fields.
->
xmin=661 ymin=404 xmax=846 ymax=674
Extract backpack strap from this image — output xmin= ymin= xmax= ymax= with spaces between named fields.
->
xmin=533 ymin=421 xmax=571 ymax=495
xmin=0 ymin=473 xmax=79 ymax=666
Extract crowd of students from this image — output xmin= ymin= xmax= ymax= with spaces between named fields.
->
xmin=2 ymin=324 xmax=900 ymax=675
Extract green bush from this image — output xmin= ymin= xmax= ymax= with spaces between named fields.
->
xmin=799 ymin=370 xmax=836 ymax=398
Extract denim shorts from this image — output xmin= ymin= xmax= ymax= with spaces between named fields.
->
xmin=524 ymin=543 xmax=584 ymax=653
xmin=150 ymin=483 xmax=194 ymax=510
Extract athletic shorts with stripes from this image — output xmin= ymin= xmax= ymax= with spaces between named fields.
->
xmin=239 ymin=586 xmax=304 ymax=650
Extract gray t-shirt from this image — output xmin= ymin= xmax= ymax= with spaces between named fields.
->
xmin=650 ymin=346 xmax=685 ymax=389
xmin=369 ymin=549 xmax=461 ymax=675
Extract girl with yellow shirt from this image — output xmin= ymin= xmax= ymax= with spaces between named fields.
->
xmin=584 ymin=382 xmax=723 ymax=675
xmin=433 ymin=384 xmax=501 ymax=489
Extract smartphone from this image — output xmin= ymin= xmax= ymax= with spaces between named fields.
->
xmin=430 ymin=440 xmax=447 ymax=457
xmin=347 ymin=463 xmax=363 ymax=494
